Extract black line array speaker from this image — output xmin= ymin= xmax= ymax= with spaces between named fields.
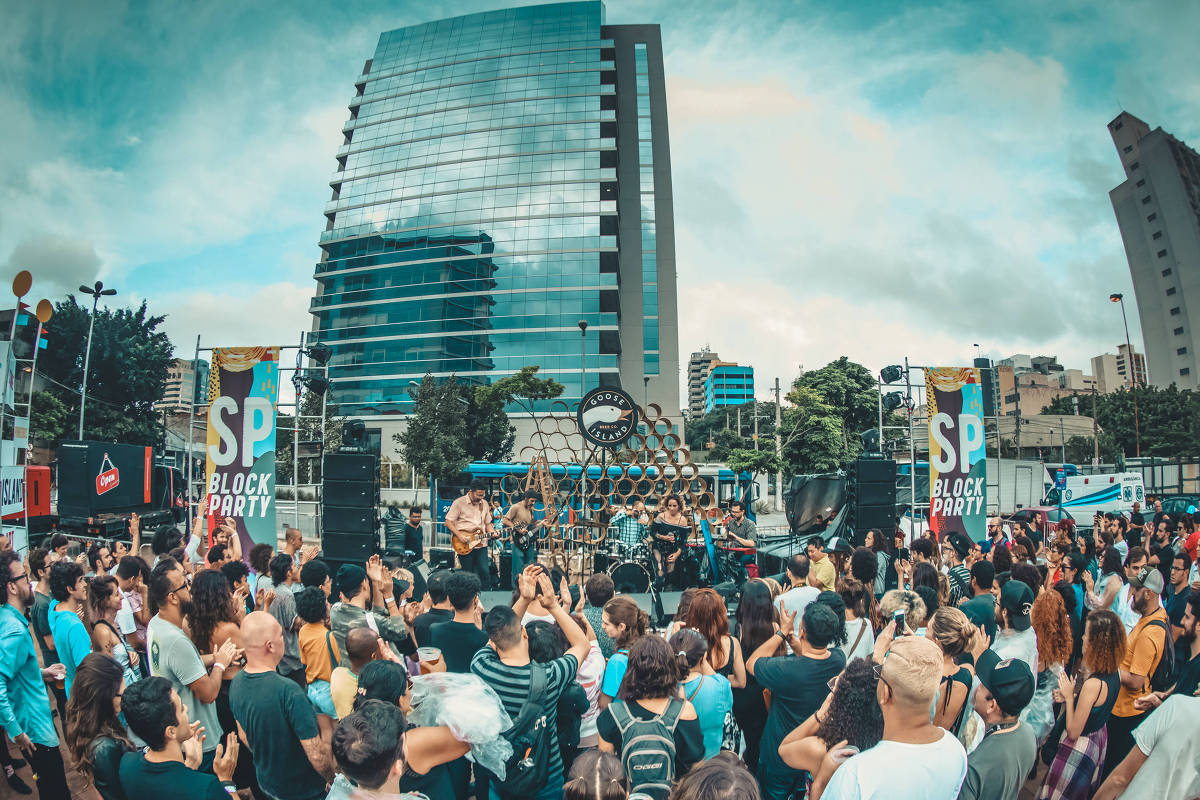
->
xmin=322 ymin=451 xmax=380 ymax=563
xmin=851 ymin=456 xmax=897 ymax=542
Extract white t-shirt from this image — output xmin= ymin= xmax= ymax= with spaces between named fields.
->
xmin=115 ymin=594 xmax=137 ymax=636
xmin=841 ymin=617 xmax=875 ymax=662
xmin=1116 ymin=584 xmax=1140 ymax=633
xmin=776 ymin=585 xmax=820 ymax=620
xmin=1123 ymin=695 xmax=1200 ymax=800
xmin=822 ymin=729 xmax=968 ymax=799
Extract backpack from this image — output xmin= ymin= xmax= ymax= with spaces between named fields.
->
xmin=1146 ymin=619 xmax=1177 ymax=692
xmin=610 ymin=698 xmax=684 ymax=800
xmin=492 ymin=663 xmax=552 ymax=799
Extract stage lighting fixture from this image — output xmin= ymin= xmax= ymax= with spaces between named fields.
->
xmin=304 ymin=343 xmax=332 ymax=365
xmin=880 ymin=365 xmax=904 ymax=384
xmin=882 ymin=391 xmax=905 ymax=412
xmin=861 ymin=428 xmax=881 ymax=452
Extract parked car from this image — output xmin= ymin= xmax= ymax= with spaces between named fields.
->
xmin=1005 ymin=506 xmax=1074 ymax=536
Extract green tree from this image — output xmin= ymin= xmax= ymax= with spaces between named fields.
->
xmin=794 ymin=357 xmax=879 ymax=450
xmin=470 ymin=366 xmax=564 ymax=460
xmin=276 ymin=390 xmax=345 ymax=485
xmin=37 ymin=297 xmax=173 ymax=446
xmin=684 ymin=401 xmax=777 ymax=455
xmin=29 ymin=390 xmax=71 ymax=446
xmin=726 ymin=448 xmax=783 ymax=488
xmin=394 ymin=373 xmax=470 ymax=484
xmin=779 ymin=386 xmax=845 ymax=473
xmin=1043 ymin=386 xmax=1200 ymax=459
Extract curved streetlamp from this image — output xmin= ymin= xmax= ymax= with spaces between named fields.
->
xmin=1109 ymin=293 xmax=1141 ymax=457
xmin=78 ymin=281 xmax=117 ymax=439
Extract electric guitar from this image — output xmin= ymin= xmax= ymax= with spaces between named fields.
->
xmin=451 ymin=527 xmax=502 ymax=556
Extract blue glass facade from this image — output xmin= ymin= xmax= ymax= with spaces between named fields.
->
xmin=311 ymin=2 xmax=678 ymax=418
xmin=704 ymin=364 xmax=755 ymax=413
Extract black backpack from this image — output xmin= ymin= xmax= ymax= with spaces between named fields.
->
xmin=1146 ymin=619 xmax=1177 ymax=692
xmin=492 ymin=663 xmax=552 ymax=799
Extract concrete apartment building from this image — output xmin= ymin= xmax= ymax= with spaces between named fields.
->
xmin=687 ymin=348 xmax=718 ymax=417
xmin=1108 ymin=112 xmax=1200 ymax=389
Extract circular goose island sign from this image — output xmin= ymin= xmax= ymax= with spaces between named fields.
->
xmin=577 ymin=387 xmax=639 ymax=448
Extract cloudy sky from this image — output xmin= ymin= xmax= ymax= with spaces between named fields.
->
xmin=3 ymin=0 xmax=1197 ymax=402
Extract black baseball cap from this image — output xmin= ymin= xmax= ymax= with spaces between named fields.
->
xmin=826 ymin=536 xmax=853 ymax=555
xmin=975 ymin=649 xmax=1035 ymax=716
xmin=946 ymin=532 xmax=972 ymax=559
xmin=999 ymin=579 xmax=1034 ymax=632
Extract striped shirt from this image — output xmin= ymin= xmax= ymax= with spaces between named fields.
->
xmin=470 ymin=648 xmax=579 ymax=782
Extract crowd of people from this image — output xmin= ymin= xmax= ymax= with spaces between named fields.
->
xmin=0 ymin=494 xmax=1198 ymax=799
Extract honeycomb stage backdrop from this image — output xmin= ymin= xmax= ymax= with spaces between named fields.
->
xmin=204 ymin=346 xmax=280 ymax=550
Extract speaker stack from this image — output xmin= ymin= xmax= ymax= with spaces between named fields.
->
xmin=321 ymin=453 xmax=379 ymax=563
xmin=850 ymin=456 xmax=897 ymax=543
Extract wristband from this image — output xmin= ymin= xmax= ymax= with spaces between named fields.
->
xmin=384 ymin=596 xmax=395 ymax=605
xmin=213 ymin=662 xmax=226 ymax=673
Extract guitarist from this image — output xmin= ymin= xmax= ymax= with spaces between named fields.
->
xmin=445 ymin=479 xmax=496 ymax=589
xmin=502 ymin=491 xmax=552 ymax=588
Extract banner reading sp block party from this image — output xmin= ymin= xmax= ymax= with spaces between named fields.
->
xmin=926 ymin=367 xmax=987 ymax=543
xmin=205 ymin=347 xmax=280 ymax=550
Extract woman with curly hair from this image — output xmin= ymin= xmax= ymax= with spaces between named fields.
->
xmin=684 ymin=588 xmax=746 ymax=688
xmin=1028 ymin=588 xmax=1074 ymax=741
xmin=64 ymin=654 xmax=132 ymax=800
xmin=925 ymin=607 xmax=978 ymax=734
xmin=597 ymin=635 xmax=703 ymax=799
xmin=1038 ymin=609 xmax=1127 ymax=800
xmin=778 ymin=657 xmax=883 ymax=798
xmin=186 ymin=569 xmax=257 ymax=794
xmin=732 ymin=579 xmax=778 ymax=772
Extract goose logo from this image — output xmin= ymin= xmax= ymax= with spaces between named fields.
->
xmin=577 ymin=388 xmax=638 ymax=448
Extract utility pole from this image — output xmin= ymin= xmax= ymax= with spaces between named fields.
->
xmin=753 ymin=401 xmax=759 ymax=450
xmin=1013 ymin=374 xmax=1022 ymax=459
xmin=1092 ymin=387 xmax=1099 ymax=465
xmin=736 ymin=405 xmax=742 ymax=442
xmin=774 ymin=378 xmax=783 ymax=511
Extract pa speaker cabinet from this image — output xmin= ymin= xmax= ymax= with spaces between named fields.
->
xmin=429 ymin=547 xmax=456 ymax=570
xmin=322 ymin=506 xmax=375 ymax=535
xmin=324 ymin=453 xmax=376 ymax=481
xmin=321 ymin=533 xmax=376 ymax=563
xmin=857 ymin=481 xmax=897 ymax=507
xmin=854 ymin=506 xmax=897 ymax=540
xmin=323 ymin=480 xmax=376 ymax=507
xmin=855 ymin=458 xmax=897 ymax=484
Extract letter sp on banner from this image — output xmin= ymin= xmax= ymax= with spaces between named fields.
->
xmin=926 ymin=367 xmax=987 ymax=542
xmin=204 ymin=347 xmax=280 ymax=551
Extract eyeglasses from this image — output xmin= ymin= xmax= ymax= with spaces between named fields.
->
xmin=1172 ymin=564 xmax=1187 ymax=571
xmin=169 ymin=581 xmax=189 ymax=596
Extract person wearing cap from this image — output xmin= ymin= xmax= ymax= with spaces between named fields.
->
xmin=960 ymin=650 xmax=1037 ymax=800
xmin=806 ymin=538 xmax=837 ymax=592
xmin=995 ymin=580 xmax=1038 ymax=679
xmin=943 ymin=532 xmax=973 ymax=606
xmin=821 ymin=631 xmax=968 ymax=799
xmin=329 ymin=559 xmax=417 ymax=660
xmin=959 ymin=561 xmax=997 ymax=641
xmin=1102 ymin=564 xmax=1169 ymax=780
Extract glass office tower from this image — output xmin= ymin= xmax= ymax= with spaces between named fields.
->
xmin=310 ymin=1 xmax=679 ymax=427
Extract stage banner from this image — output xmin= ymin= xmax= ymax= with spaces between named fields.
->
xmin=204 ymin=347 xmax=280 ymax=552
xmin=926 ymin=367 xmax=986 ymax=543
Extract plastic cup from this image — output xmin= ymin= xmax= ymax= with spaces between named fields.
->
xmin=417 ymin=646 xmax=442 ymax=674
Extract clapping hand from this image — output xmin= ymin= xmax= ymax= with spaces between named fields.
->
xmin=182 ymin=721 xmax=205 ymax=769
xmin=970 ymin=625 xmax=992 ymax=662
xmin=365 ymin=554 xmax=385 ymax=583
xmin=537 ymin=573 xmax=559 ymax=607
xmin=213 ymin=732 xmax=240 ymax=783
xmin=215 ymin=638 xmax=239 ymax=670
xmin=778 ymin=606 xmax=796 ymax=637
xmin=517 ymin=564 xmax=540 ymax=602
xmin=402 ymin=601 xmax=422 ymax=626
xmin=1054 ymin=671 xmax=1074 ymax=704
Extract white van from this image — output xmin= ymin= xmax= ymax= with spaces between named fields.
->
xmin=1051 ymin=472 xmax=1145 ymax=523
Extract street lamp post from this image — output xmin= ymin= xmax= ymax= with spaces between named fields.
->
xmin=77 ymin=281 xmax=117 ymax=439
xmin=1109 ymin=293 xmax=1141 ymax=457
xmin=577 ymin=320 xmax=588 ymax=400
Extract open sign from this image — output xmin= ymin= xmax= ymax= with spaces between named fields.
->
xmin=96 ymin=453 xmax=120 ymax=495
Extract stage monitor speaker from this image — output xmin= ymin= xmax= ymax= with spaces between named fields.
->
xmin=429 ymin=547 xmax=455 ymax=570
xmin=324 ymin=453 xmax=376 ymax=481
xmin=855 ymin=458 xmax=897 ymax=484
xmin=321 ymin=533 xmax=376 ymax=563
xmin=322 ymin=506 xmax=375 ymax=535
xmin=323 ymin=480 xmax=376 ymax=507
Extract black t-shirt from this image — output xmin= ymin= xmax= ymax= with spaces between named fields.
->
xmin=118 ymin=753 xmax=229 ymax=800
xmin=596 ymin=700 xmax=704 ymax=779
xmin=429 ymin=619 xmax=489 ymax=673
xmin=413 ymin=607 xmax=453 ymax=648
xmin=960 ymin=594 xmax=998 ymax=640
xmin=1173 ymin=647 xmax=1200 ymax=699
xmin=229 ymin=670 xmax=325 ymax=800
xmin=1131 ymin=512 xmax=1145 ymax=527
xmin=754 ymin=649 xmax=846 ymax=775
xmin=404 ymin=523 xmax=424 ymax=556
xmin=1165 ymin=584 xmax=1191 ymax=627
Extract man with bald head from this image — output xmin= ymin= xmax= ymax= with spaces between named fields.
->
xmin=821 ymin=629 xmax=969 ymax=798
xmin=330 ymin=626 xmax=386 ymax=719
xmin=230 ymin=612 xmax=330 ymax=800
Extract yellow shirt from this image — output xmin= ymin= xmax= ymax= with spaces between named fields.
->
xmin=811 ymin=555 xmax=837 ymax=591
xmin=1113 ymin=606 xmax=1168 ymax=718
xmin=298 ymin=621 xmax=339 ymax=685
xmin=330 ymin=665 xmax=359 ymax=719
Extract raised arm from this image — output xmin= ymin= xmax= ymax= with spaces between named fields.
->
xmin=540 ymin=574 xmax=588 ymax=665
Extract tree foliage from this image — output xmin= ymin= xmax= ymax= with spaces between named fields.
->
xmin=276 ymin=390 xmax=346 ymax=485
xmin=35 ymin=297 xmax=174 ymax=446
xmin=1042 ymin=385 xmax=1200 ymax=458
xmin=794 ymin=357 xmax=880 ymax=450
xmin=29 ymin=391 xmax=71 ymax=447
xmin=726 ymin=448 xmax=783 ymax=486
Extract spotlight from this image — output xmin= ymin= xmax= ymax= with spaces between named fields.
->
xmin=882 ymin=391 xmax=905 ymax=412
xmin=304 ymin=343 xmax=332 ymax=365
xmin=861 ymin=428 xmax=881 ymax=452
xmin=298 ymin=373 xmax=329 ymax=396
xmin=880 ymin=365 xmax=904 ymax=384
